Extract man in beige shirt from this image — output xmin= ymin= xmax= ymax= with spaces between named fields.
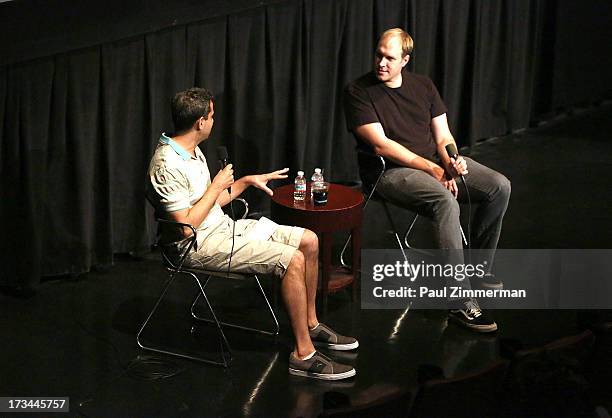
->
xmin=147 ymin=88 xmax=358 ymax=380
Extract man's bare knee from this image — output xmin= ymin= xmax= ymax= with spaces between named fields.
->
xmin=299 ymin=229 xmax=319 ymax=255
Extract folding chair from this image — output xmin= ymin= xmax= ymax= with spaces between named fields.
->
xmin=340 ymin=147 xmax=467 ymax=266
xmin=137 ymin=198 xmax=279 ymax=367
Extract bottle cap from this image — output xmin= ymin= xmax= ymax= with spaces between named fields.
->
xmin=297 ymin=170 xmax=304 ymax=176
xmin=314 ymin=168 xmax=321 ymax=174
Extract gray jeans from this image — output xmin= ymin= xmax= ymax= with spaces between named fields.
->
xmin=377 ymin=157 xmax=511 ymax=292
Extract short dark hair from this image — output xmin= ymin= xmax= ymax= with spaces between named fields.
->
xmin=171 ymin=87 xmax=214 ymax=132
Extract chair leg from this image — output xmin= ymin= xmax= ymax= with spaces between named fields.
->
xmin=459 ymin=225 xmax=468 ymax=246
xmin=342 ymin=200 xmax=412 ymax=267
xmin=137 ymin=271 xmax=232 ymax=367
xmin=191 ymin=274 xmax=280 ymax=336
xmin=382 ymin=200 xmax=408 ymax=262
xmin=341 ymin=188 xmax=378 ymax=268
xmin=339 ymin=234 xmax=352 ymax=269
xmin=401 ymin=211 xmax=440 ymax=257
xmin=403 ymin=212 xmax=419 ymax=249
xmin=253 ymin=275 xmax=280 ymax=336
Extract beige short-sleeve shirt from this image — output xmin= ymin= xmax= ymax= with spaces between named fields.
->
xmin=146 ymin=133 xmax=227 ymax=239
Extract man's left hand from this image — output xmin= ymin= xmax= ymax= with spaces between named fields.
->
xmin=250 ymin=168 xmax=290 ymax=196
xmin=443 ymin=178 xmax=459 ymax=198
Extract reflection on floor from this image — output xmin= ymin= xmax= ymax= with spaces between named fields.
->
xmin=2 ymin=103 xmax=611 ymax=417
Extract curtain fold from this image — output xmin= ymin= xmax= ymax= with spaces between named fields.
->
xmin=1 ymin=0 xmax=610 ymax=288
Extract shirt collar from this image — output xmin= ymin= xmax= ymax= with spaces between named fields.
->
xmin=159 ymin=133 xmax=193 ymax=161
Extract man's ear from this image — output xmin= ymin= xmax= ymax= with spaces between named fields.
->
xmin=402 ymin=54 xmax=410 ymax=67
xmin=194 ymin=117 xmax=203 ymax=131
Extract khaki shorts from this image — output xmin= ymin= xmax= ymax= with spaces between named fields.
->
xmin=184 ymin=218 xmax=304 ymax=277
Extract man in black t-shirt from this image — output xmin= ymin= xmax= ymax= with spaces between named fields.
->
xmin=344 ymin=28 xmax=511 ymax=333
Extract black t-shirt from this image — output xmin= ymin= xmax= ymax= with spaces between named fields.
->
xmin=344 ymin=70 xmax=447 ymax=161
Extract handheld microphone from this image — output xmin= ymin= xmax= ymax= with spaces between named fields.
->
xmin=445 ymin=143 xmax=458 ymax=159
xmin=217 ymin=146 xmax=229 ymax=168
xmin=445 ymin=143 xmax=466 ymax=184
xmin=217 ymin=146 xmax=231 ymax=194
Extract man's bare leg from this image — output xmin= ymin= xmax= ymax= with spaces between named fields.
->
xmin=281 ymin=249 xmax=316 ymax=358
xmin=298 ymin=230 xmax=320 ymax=329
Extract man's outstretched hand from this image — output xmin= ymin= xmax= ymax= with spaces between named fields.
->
xmin=250 ymin=167 xmax=290 ymax=196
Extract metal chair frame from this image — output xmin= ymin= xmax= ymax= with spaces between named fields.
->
xmin=137 ymin=199 xmax=279 ymax=367
xmin=340 ymin=149 xmax=466 ymax=267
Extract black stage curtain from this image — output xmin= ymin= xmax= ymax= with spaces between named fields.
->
xmin=1 ymin=0 xmax=611 ymax=289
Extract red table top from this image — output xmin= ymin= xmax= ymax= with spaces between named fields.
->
xmin=270 ymin=183 xmax=364 ymax=233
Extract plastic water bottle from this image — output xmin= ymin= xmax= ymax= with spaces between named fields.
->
xmin=311 ymin=168 xmax=328 ymax=205
xmin=294 ymin=171 xmax=306 ymax=201
xmin=310 ymin=168 xmax=323 ymax=199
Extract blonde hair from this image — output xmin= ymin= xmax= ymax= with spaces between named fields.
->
xmin=379 ymin=28 xmax=414 ymax=57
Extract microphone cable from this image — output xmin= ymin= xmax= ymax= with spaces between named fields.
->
xmin=446 ymin=144 xmax=471 ymax=250
xmin=227 ymin=189 xmax=236 ymax=277
xmin=460 ymin=174 xmax=471 ymax=250
xmin=217 ymin=146 xmax=236 ymax=277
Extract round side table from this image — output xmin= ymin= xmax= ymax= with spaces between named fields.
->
xmin=270 ymin=183 xmax=363 ymax=312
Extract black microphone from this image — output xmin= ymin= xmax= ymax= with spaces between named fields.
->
xmin=445 ymin=143 xmax=466 ymax=184
xmin=217 ymin=146 xmax=231 ymax=194
xmin=445 ymin=143 xmax=459 ymax=160
xmin=217 ymin=146 xmax=229 ymax=168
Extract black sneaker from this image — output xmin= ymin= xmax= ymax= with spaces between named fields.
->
xmin=449 ymin=299 xmax=498 ymax=333
xmin=289 ymin=351 xmax=356 ymax=380
xmin=480 ymin=273 xmax=503 ymax=290
xmin=309 ymin=323 xmax=359 ymax=351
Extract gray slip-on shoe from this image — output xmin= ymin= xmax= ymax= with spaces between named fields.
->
xmin=309 ymin=323 xmax=359 ymax=351
xmin=289 ymin=351 xmax=356 ymax=380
